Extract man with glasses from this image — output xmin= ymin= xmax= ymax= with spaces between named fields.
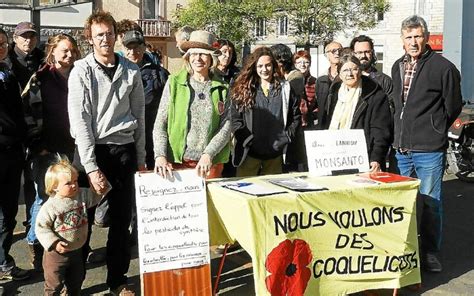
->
xmin=315 ymin=41 xmax=342 ymax=129
xmin=392 ymin=15 xmax=462 ymax=273
xmin=68 ymin=10 xmax=145 ymax=295
xmin=8 ymin=22 xmax=44 ymax=245
xmin=350 ymin=35 xmax=393 ymax=108
xmin=9 ymin=22 xmax=44 ymax=89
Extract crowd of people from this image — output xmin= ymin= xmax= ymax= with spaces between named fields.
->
xmin=0 ymin=10 xmax=462 ymax=296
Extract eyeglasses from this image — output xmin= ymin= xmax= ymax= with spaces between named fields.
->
xmin=325 ymin=48 xmax=342 ymax=55
xmin=341 ymin=67 xmax=360 ymax=75
xmin=93 ymin=32 xmax=115 ymax=41
xmin=0 ymin=43 xmax=8 ymax=49
xmin=296 ymin=61 xmax=310 ymax=65
xmin=354 ymin=50 xmax=372 ymax=56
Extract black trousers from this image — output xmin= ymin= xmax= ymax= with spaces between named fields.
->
xmin=0 ymin=147 xmax=23 ymax=270
xmin=94 ymin=143 xmax=137 ymax=290
xmin=145 ymin=100 xmax=160 ymax=170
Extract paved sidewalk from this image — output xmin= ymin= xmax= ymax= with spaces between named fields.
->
xmin=3 ymin=209 xmax=255 ymax=296
xmin=1 ymin=174 xmax=473 ymax=295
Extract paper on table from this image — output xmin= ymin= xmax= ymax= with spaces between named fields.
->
xmin=219 ymin=181 xmax=287 ymax=196
xmin=266 ymin=177 xmax=328 ymax=192
xmin=347 ymin=176 xmax=380 ymax=186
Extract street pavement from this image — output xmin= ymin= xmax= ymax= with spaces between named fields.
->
xmin=1 ymin=172 xmax=473 ymax=295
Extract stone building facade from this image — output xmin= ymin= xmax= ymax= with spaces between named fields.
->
xmin=252 ymin=0 xmax=445 ymax=78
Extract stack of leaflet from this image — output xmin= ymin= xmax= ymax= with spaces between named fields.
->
xmin=266 ymin=177 xmax=328 ymax=192
xmin=219 ymin=181 xmax=287 ymax=196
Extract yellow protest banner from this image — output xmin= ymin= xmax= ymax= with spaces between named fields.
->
xmin=207 ymin=174 xmax=421 ymax=295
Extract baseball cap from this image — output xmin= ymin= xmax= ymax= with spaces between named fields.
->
xmin=122 ymin=30 xmax=145 ymax=47
xmin=14 ymin=22 xmax=37 ymax=36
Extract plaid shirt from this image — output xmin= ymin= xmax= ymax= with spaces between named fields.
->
xmin=402 ymin=56 xmax=417 ymax=102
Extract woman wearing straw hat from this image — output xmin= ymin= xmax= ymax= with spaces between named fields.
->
xmin=153 ymin=30 xmax=230 ymax=179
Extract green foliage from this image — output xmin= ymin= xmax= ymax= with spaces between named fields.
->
xmin=173 ymin=0 xmax=275 ymax=45
xmin=281 ymin=0 xmax=391 ymax=45
xmin=173 ymin=0 xmax=390 ymax=47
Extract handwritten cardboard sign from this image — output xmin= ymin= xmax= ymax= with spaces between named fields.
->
xmin=134 ymin=170 xmax=210 ymax=273
xmin=304 ymin=129 xmax=370 ymax=176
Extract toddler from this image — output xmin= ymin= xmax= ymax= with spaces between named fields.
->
xmin=36 ymin=157 xmax=108 ymax=295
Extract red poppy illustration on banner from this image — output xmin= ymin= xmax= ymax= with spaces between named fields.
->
xmin=265 ymin=239 xmax=313 ymax=296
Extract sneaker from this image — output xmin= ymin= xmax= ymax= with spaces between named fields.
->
xmin=110 ymin=284 xmax=135 ymax=296
xmin=86 ymin=250 xmax=106 ymax=264
xmin=0 ymin=266 xmax=30 ymax=281
xmin=424 ymin=253 xmax=442 ymax=272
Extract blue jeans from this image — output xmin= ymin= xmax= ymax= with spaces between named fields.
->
xmin=26 ymin=190 xmax=43 ymax=244
xmin=26 ymin=153 xmax=58 ymax=245
xmin=395 ymin=151 xmax=445 ymax=253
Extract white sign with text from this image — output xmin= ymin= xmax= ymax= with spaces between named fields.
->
xmin=134 ymin=170 xmax=209 ymax=273
xmin=304 ymin=129 xmax=370 ymax=176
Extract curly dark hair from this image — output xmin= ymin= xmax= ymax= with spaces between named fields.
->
xmin=116 ymin=19 xmax=143 ymax=35
xmin=231 ymin=46 xmax=282 ymax=109
xmin=215 ymin=39 xmax=237 ymax=69
xmin=270 ymin=43 xmax=293 ymax=74
xmin=349 ymin=35 xmax=374 ymax=51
